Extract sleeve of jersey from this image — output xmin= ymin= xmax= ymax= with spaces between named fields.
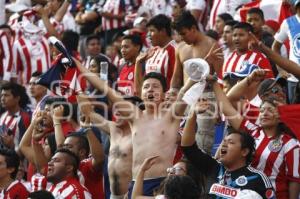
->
xmin=239 ymin=118 xmax=260 ymax=137
xmin=181 ymin=142 xmax=220 ymax=174
xmin=274 ymin=20 xmax=289 ymax=43
xmin=79 ymin=159 xmax=96 ymax=178
xmin=257 ymin=55 xmax=274 ymax=78
xmin=12 ymin=41 xmax=21 ymax=78
xmin=17 ymin=184 xmax=30 ymax=198
xmin=0 ymin=33 xmax=13 ymax=80
xmin=61 ymin=184 xmax=91 ymax=199
xmin=166 ymin=46 xmax=176 ymax=88
xmin=284 ymin=141 xmax=300 ymax=183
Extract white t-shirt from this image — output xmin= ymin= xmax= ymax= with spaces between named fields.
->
xmin=274 ymin=14 xmax=300 ymax=82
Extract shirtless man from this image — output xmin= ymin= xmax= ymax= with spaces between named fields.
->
xmin=75 ymin=59 xmax=195 ymax=198
xmin=79 ymin=95 xmax=142 ymax=199
xmin=171 ymin=11 xmax=223 ymax=154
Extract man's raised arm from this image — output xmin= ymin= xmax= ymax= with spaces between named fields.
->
xmin=75 ymin=59 xmax=140 ymax=119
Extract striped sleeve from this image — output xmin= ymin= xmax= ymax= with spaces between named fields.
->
xmin=284 ymin=139 xmax=300 ymax=182
xmin=0 ymin=32 xmax=13 ymax=80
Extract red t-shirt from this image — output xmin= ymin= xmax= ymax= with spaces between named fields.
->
xmin=79 ymin=158 xmax=104 ymax=199
xmin=118 ymin=62 xmax=135 ymax=96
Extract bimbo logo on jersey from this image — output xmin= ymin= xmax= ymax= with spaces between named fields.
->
xmin=209 ymin=183 xmax=239 ymax=199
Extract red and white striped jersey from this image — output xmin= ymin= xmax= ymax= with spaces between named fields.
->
xmin=48 ymin=177 xmax=92 ymax=199
xmin=0 ymin=180 xmax=30 ymax=199
xmin=0 ymin=31 xmax=13 ymax=81
xmin=102 ymin=0 xmax=127 ymax=31
xmin=222 ymin=50 xmax=273 ymax=78
xmin=145 ymin=40 xmax=176 ymax=88
xmin=0 ymin=110 xmax=31 ymax=149
xmin=31 ymin=173 xmax=51 ymax=192
xmin=240 ymin=119 xmax=300 ymax=199
xmin=12 ymin=36 xmax=50 ymax=84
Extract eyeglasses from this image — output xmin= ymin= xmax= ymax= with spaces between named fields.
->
xmin=166 ymin=167 xmax=186 ymax=175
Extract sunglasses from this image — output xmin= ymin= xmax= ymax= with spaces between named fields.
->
xmin=166 ymin=167 xmax=186 ymax=175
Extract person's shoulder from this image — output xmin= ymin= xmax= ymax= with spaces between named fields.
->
xmin=176 ymin=41 xmax=189 ymax=51
xmin=246 ymin=166 xmax=273 ymax=188
xmin=281 ymin=134 xmax=300 ymax=148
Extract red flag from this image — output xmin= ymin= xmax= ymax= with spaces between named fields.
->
xmin=235 ymin=0 xmax=292 ymax=26
xmin=278 ymin=104 xmax=300 ymax=141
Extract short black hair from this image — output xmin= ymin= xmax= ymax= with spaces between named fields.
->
xmin=55 ymin=148 xmax=80 ymax=177
xmin=86 ymin=34 xmax=100 ymax=46
xmin=227 ymin=131 xmax=255 ymax=165
xmin=46 ymin=134 xmax=57 ymax=156
xmin=123 ymin=95 xmax=145 ymax=110
xmin=225 ymin=20 xmax=239 ymax=27
xmin=164 ymin=175 xmax=201 ymax=199
xmin=62 ymin=30 xmax=79 ymax=52
xmin=205 ymin=29 xmax=219 ymax=41
xmin=122 ymin=34 xmax=143 ymax=51
xmin=233 ymin=22 xmax=254 ymax=33
xmin=147 ymin=14 xmax=172 ymax=37
xmin=0 ymin=149 xmax=20 ymax=179
xmin=217 ymin=13 xmax=234 ymax=23
xmin=1 ymin=82 xmax=30 ymax=109
xmin=173 ymin=11 xmax=198 ymax=31
xmin=247 ymin=7 xmax=265 ymax=20
xmin=143 ymin=72 xmax=167 ymax=92
xmin=28 ymin=190 xmax=54 ymax=199
xmin=66 ymin=133 xmax=90 ymax=155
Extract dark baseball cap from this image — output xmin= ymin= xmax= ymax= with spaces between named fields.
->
xmin=257 ymin=76 xmax=287 ymax=96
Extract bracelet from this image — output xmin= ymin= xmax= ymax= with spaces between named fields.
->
xmin=54 ymin=123 xmax=61 ymax=126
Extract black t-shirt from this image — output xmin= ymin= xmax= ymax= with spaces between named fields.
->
xmin=182 ymin=143 xmax=275 ymax=199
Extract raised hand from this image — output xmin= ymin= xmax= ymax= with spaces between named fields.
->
xmin=248 ymin=32 xmax=264 ymax=51
xmin=136 ymin=48 xmax=157 ymax=64
xmin=140 ymin=156 xmax=159 ymax=172
xmin=53 ymin=105 xmax=64 ymax=122
xmin=204 ymin=44 xmax=223 ymax=65
xmin=248 ymin=69 xmax=269 ymax=83
xmin=80 ymin=115 xmax=92 ymax=129
xmin=33 ymin=5 xmax=50 ymax=18
xmin=77 ymin=94 xmax=94 ymax=116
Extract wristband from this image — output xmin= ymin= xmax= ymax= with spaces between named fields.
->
xmin=54 ymin=123 xmax=61 ymax=126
